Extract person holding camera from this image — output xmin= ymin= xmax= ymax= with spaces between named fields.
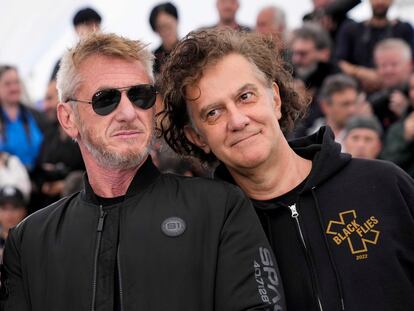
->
xmin=30 ymin=79 xmax=85 ymax=213
xmin=368 ymin=38 xmax=413 ymax=131
xmin=381 ymin=71 xmax=414 ymax=178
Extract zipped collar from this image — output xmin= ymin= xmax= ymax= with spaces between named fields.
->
xmin=81 ymin=156 xmax=161 ymax=205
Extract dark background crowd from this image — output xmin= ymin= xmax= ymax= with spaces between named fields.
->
xmin=1 ymin=0 xmax=414 ymax=257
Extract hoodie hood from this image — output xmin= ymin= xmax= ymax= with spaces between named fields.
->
xmin=215 ymin=126 xmax=351 ymax=193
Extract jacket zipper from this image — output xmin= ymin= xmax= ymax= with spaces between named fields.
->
xmin=117 ymin=245 xmax=125 ymax=311
xmin=91 ymin=205 xmax=107 ymax=311
xmin=288 ymin=203 xmax=324 ymax=311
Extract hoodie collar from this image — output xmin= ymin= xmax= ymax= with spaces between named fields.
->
xmin=215 ymin=126 xmax=351 ymax=193
xmin=82 ymin=156 xmax=161 ymax=205
xmin=290 ymin=126 xmax=351 ymax=191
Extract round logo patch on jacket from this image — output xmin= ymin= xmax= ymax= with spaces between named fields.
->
xmin=161 ymin=217 xmax=186 ymax=237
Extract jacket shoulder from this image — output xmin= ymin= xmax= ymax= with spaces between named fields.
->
xmin=160 ymin=173 xmax=244 ymax=195
xmin=346 ymin=158 xmax=412 ymax=182
xmin=350 ymin=157 xmax=402 ymax=170
xmin=157 ymin=174 xmax=249 ymax=214
xmin=12 ymin=194 xmax=77 ymax=238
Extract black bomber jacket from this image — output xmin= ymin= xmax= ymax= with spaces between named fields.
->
xmin=0 ymin=158 xmax=286 ymax=311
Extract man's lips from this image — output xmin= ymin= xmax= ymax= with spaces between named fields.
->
xmin=229 ymin=131 xmax=260 ymax=147
xmin=112 ymin=130 xmax=142 ymax=137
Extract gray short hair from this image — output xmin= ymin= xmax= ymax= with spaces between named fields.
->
xmin=292 ymin=22 xmax=332 ymax=51
xmin=56 ymin=32 xmax=154 ymax=103
xmin=345 ymin=116 xmax=383 ymax=137
xmin=319 ymin=73 xmax=358 ymax=103
xmin=374 ymin=38 xmax=412 ymax=63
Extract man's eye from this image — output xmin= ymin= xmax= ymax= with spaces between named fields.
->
xmin=203 ymin=108 xmax=222 ymax=122
xmin=206 ymin=109 xmax=218 ymax=118
xmin=240 ymin=92 xmax=254 ymax=101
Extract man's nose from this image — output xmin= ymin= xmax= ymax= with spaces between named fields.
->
xmin=227 ymin=107 xmax=250 ymax=131
xmin=114 ymin=93 xmax=139 ymax=121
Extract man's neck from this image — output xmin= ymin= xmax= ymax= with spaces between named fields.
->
xmin=228 ymin=139 xmax=312 ymax=200
xmin=162 ymin=39 xmax=177 ymax=52
xmin=84 ymin=157 xmax=143 ymax=198
xmin=369 ymin=16 xmax=389 ymax=27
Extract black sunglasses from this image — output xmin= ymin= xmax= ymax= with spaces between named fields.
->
xmin=66 ymin=84 xmax=157 ymax=116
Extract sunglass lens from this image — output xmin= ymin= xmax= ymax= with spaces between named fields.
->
xmin=92 ymin=89 xmax=121 ymax=116
xmin=128 ymin=85 xmax=156 ymax=110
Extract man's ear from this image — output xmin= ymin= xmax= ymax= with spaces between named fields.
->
xmin=184 ymin=125 xmax=211 ymax=154
xmin=57 ymin=102 xmax=79 ymax=139
xmin=272 ymin=82 xmax=282 ymax=120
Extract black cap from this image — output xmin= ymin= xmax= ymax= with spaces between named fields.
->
xmin=345 ymin=116 xmax=383 ymax=137
xmin=149 ymin=2 xmax=178 ymax=32
xmin=0 ymin=186 xmax=25 ymax=207
xmin=73 ymin=7 xmax=102 ymax=27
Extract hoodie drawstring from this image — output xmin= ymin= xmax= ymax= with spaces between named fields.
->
xmin=311 ymin=187 xmax=346 ymax=311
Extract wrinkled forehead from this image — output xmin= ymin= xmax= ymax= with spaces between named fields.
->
xmin=186 ymin=54 xmax=270 ymax=96
xmin=79 ymin=54 xmax=153 ymax=82
xmin=0 ymin=68 xmax=18 ymax=82
xmin=375 ymin=48 xmax=410 ymax=65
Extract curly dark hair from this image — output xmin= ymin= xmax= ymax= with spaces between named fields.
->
xmin=157 ymin=29 xmax=309 ymax=163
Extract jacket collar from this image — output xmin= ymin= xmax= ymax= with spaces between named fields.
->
xmin=81 ymin=156 xmax=161 ymax=205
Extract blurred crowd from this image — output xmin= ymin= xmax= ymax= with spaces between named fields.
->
xmin=1 ymin=0 xmax=414 ymax=257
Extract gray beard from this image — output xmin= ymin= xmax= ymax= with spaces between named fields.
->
xmin=72 ymin=104 xmax=155 ymax=170
xmin=295 ymin=63 xmax=317 ymax=80
xmin=82 ymin=131 xmax=155 ymax=170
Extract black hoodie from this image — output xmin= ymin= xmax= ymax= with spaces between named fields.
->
xmin=215 ymin=126 xmax=414 ymax=311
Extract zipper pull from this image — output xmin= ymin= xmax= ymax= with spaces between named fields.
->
xmin=97 ymin=205 xmax=107 ymax=232
xmin=289 ymin=203 xmax=299 ymax=218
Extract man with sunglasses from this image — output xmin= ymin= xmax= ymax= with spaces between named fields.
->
xmin=158 ymin=29 xmax=414 ymax=311
xmin=0 ymin=33 xmax=285 ymax=310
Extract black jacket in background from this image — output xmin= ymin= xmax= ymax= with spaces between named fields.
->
xmin=1 ymin=158 xmax=286 ymax=310
xmin=335 ymin=19 xmax=414 ymax=68
xmin=216 ymin=126 xmax=414 ymax=311
xmin=303 ymin=0 xmax=361 ymax=42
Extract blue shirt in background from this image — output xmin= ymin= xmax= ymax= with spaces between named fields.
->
xmin=0 ymin=108 xmax=43 ymax=171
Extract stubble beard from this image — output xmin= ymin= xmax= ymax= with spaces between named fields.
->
xmin=76 ymin=115 xmax=155 ymax=170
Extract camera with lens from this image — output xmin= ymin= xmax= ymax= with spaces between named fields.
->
xmin=368 ymin=83 xmax=409 ymax=128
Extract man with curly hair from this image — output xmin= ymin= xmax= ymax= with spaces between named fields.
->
xmin=158 ymin=29 xmax=414 ymax=311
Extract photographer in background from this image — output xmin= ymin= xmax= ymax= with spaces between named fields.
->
xmin=368 ymin=38 xmax=413 ymax=131
xmin=30 ymin=79 xmax=84 ymax=212
xmin=335 ymin=0 xmax=414 ymax=69
xmin=303 ymin=0 xmax=360 ymax=44
xmin=381 ymin=71 xmax=414 ymax=178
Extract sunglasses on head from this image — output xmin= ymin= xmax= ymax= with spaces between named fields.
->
xmin=66 ymin=84 xmax=157 ymax=116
